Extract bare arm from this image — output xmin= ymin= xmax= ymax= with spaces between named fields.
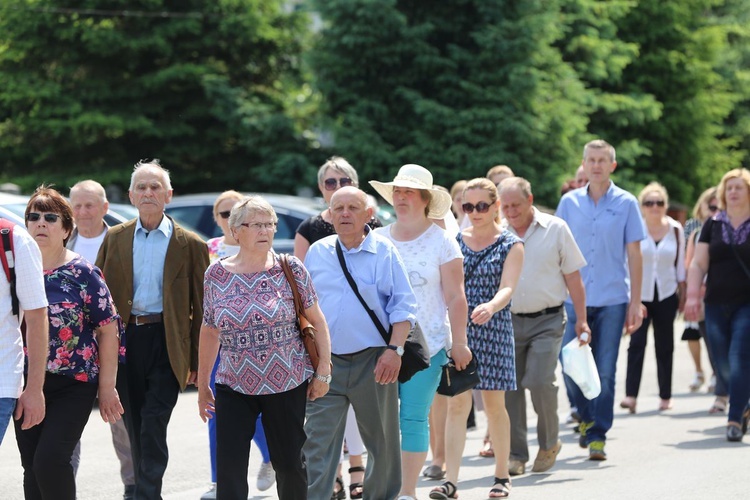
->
xmin=14 ymin=307 xmax=48 ymax=430
xmin=293 ymin=233 xmax=311 ymax=261
xmin=303 ymin=301 xmax=331 ymax=400
xmin=95 ymin=320 xmax=124 ymax=423
xmin=441 ymin=258 xmax=471 ymax=369
xmin=685 ymin=241 xmax=709 ymax=322
xmin=625 ymin=241 xmax=643 ymax=334
xmin=563 ymin=270 xmax=591 ymax=344
xmin=470 ymin=242 xmax=524 ymax=325
xmin=197 ymin=324 xmax=221 ymax=422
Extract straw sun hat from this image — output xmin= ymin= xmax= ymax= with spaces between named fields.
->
xmin=369 ymin=164 xmax=453 ymax=219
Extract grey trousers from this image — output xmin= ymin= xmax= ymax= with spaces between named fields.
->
xmin=304 ymin=347 xmax=401 ymax=500
xmin=506 ymin=311 xmax=565 ymax=462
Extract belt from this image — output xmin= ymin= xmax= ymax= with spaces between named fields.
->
xmin=514 ymin=305 xmax=563 ymax=319
xmin=128 ymin=313 xmax=163 ymax=326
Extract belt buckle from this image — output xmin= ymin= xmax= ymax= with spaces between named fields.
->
xmin=135 ymin=315 xmax=148 ymax=326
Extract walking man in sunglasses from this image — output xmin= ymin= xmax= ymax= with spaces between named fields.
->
xmin=499 ymin=176 xmax=588 ymax=475
xmin=555 ymin=140 xmax=645 ymax=461
xmin=97 ymin=160 xmax=209 ymax=499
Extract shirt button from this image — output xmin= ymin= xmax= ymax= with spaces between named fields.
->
xmin=128 ymin=300 xmax=133 ymax=305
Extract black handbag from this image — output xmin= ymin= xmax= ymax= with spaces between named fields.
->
xmin=437 ymin=357 xmax=481 ymax=396
xmin=335 ymin=239 xmax=430 ymax=383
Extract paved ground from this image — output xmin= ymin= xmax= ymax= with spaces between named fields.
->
xmin=1 ymin=324 xmax=746 ymax=499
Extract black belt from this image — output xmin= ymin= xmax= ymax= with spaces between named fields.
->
xmin=515 ymin=305 xmax=563 ymax=319
xmin=128 ymin=313 xmax=163 ymax=326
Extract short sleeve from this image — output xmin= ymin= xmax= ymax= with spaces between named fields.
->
xmin=558 ymin=221 xmax=587 ymax=274
xmin=440 ymin=230 xmax=463 ymax=265
xmin=698 ymin=218 xmax=714 ymax=244
xmin=289 ymin=256 xmax=318 ymax=310
xmin=624 ymin=197 xmax=646 ymax=244
xmin=202 ymin=262 xmax=219 ymax=327
xmin=13 ymin=227 xmax=48 ymax=311
xmin=81 ymin=263 xmax=121 ymax=329
xmin=296 ymin=217 xmax=313 ymax=241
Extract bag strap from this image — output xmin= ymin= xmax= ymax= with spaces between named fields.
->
xmin=279 ymin=254 xmax=305 ymax=317
xmin=673 ymin=226 xmax=679 ymax=269
xmin=0 ymin=219 xmax=18 ymax=316
xmin=728 ymin=232 xmax=750 ymax=281
xmin=462 ymin=233 xmax=503 ymax=284
xmin=335 ymin=239 xmax=391 ymax=344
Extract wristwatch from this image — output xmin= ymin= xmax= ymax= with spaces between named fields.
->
xmin=313 ymin=372 xmax=332 ymax=384
xmin=387 ymin=344 xmax=405 ymax=357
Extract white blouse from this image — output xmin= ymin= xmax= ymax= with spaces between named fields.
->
xmin=640 ymin=216 xmax=686 ymax=302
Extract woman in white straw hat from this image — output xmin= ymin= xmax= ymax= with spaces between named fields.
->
xmin=370 ymin=164 xmax=473 ymax=500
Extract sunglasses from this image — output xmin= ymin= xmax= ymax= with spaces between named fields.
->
xmin=642 ymin=200 xmax=665 ymax=207
xmin=708 ymin=204 xmax=719 ymax=212
xmin=26 ymin=212 xmax=61 ymax=223
xmin=462 ymin=202 xmax=492 ymax=214
xmin=323 ymin=177 xmax=354 ymax=191
xmin=218 ymin=210 xmax=231 ymax=219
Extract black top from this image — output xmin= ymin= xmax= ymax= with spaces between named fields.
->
xmin=699 ymin=214 xmax=750 ymax=304
xmin=296 ymin=214 xmax=383 ymax=245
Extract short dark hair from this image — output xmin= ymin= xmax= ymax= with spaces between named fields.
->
xmin=26 ymin=185 xmax=75 ymax=245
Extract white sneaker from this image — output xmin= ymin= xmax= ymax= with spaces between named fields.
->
xmin=256 ymin=462 xmax=276 ymax=492
xmin=200 ymin=483 xmax=216 ymax=500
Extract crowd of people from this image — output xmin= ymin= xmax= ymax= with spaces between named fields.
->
xmin=0 ymin=141 xmax=748 ymax=500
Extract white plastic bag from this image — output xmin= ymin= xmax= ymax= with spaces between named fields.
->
xmin=561 ymin=338 xmax=601 ymax=400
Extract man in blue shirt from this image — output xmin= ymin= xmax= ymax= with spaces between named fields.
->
xmin=556 ymin=140 xmax=645 ymax=461
xmin=303 ymin=186 xmax=418 ymax=500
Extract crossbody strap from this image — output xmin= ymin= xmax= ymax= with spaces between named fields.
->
xmin=728 ymin=232 xmax=750 ymax=281
xmin=0 ymin=225 xmax=18 ymax=316
xmin=462 ymin=233 xmax=504 ymax=285
xmin=335 ymin=239 xmax=391 ymax=344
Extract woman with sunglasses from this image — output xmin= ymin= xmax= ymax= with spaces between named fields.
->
xmin=682 ymin=187 xmax=728 ymax=413
xmin=620 ymin=182 xmax=685 ymax=414
xmin=200 ymin=190 xmax=276 ymax=500
xmin=429 ymin=178 xmax=523 ymax=499
xmin=686 ymin=168 xmax=750 ymax=442
xmin=294 ymin=156 xmax=379 ymax=500
xmin=15 ymin=186 xmax=124 ymax=500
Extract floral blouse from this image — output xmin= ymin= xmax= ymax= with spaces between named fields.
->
xmin=202 ymin=255 xmax=317 ymax=396
xmin=42 ymin=256 xmax=123 ymax=383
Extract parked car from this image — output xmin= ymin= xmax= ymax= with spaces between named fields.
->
xmin=0 ymin=192 xmax=132 ymax=228
xmin=165 ymin=193 xmax=325 ymax=254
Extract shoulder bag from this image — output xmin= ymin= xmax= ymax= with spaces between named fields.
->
xmin=335 ymin=239 xmax=430 ymax=383
xmin=279 ymin=254 xmax=321 ymax=371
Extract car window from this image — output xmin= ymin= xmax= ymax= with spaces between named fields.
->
xmin=165 ymin=206 xmax=217 ymax=239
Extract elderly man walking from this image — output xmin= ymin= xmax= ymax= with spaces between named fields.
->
xmin=68 ymin=180 xmax=136 ymax=499
xmin=556 ymin=140 xmax=645 ymax=461
xmin=97 ymin=160 xmax=209 ymax=499
xmin=303 ymin=186 xmax=418 ymax=500
xmin=499 ymin=177 xmax=589 ymax=475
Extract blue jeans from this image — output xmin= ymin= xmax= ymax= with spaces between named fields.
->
xmin=704 ymin=302 xmax=750 ymax=424
xmin=0 ymin=397 xmax=16 ymax=445
xmin=563 ymin=302 xmax=628 ymax=444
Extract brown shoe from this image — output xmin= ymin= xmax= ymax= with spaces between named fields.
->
xmin=508 ymin=459 xmax=525 ymax=476
xmin=531 ymin=440 xmax=562 ymax=472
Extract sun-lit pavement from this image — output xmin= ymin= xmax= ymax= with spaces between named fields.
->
xmin=1 ymin=322 xmax=746 ymax=499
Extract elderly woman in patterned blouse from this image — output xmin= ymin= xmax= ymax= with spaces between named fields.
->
xmin=198 ymin=196 xmax=332 ymax=500
xmin=15 ymin=186 xmax=123 ymax=500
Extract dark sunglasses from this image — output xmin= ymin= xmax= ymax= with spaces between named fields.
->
xmin=218 ymin=210 xmax=231 ymax=219
xmin=708 ymin=204 xmax=719 ymax=212
xmin=324 ymin=177 xmax=353 ymax=191
xmin=462 ymin=202 xmax=492 ymax=214
xmin=26 ymin=212 xmax=61 ymax=223
xmin=642 ymin=200 xmax=665 ymax=208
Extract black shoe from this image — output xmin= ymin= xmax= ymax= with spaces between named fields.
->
xmin=727 ymin=424 xmax=743 ymax=442
xmin=123 ymin=484 xmax=136 ymax=500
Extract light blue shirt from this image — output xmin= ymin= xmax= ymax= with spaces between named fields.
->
xmin=132 ymin=215 xmax=173 ymax=315
xmin=556 ymin=182 xmax=645 ymax=307
xmin=304 ymin=227 xmax=418 ymax=355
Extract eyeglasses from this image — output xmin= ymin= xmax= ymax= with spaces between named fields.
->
xmin=323 ymin=177 xmax=354 ymax=191
xmin=462 ymin=202 xmax=492 ymax=214
xmin=26 ymin=212 xmax=61 ymax=223
xmin=642 ymin=200 xmax=665 ymax=207
xmin=218 ymin=210 xmax=231 ymax=219
xmin=240 ymin=222 xmax=277 ymax=231
xmin=708 ymin=204 xmax=719 ymax=212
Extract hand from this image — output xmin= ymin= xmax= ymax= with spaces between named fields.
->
xmin=374 ymin=349 xmax=401 ymax=384
xmin=470 ymin=303 xmax=495 ymax=325
xmin=14 ymin=388 xmax=45 ymax=430
xmin=684 ymin=296 xmax=702 ymax=322
xmin=187 ymin=371 xmax=198 ymax=386
xmin=575 ymin=320 xmax=592 ymax=346
xmin=197 ymin=386 xmax=216 ymax=423
xmin=98 ymin=386 xmax=124 ymax=423
xmin=449 ymin=345 xmax=472 ymax=370
xmin=307 ymin=378 xmax=330 ymax=401
xmin=625 ymin=302 xmax=644 ymax=335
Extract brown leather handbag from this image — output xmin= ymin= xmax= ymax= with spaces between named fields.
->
xmin=279 ymin=254 xmax=321 ymax=370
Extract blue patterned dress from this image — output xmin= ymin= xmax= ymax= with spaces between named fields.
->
xmin=458 ymin=231 xmax=521 ymax=391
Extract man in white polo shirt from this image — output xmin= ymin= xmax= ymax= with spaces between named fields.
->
xmin=499 ymin=177 xmax=589 ymax=475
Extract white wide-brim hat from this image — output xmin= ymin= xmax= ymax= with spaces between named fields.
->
xmin=369 ymin=164 xmax=453 ymax=219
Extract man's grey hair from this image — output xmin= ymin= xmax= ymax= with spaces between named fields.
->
xmin=498 ymin=177 xmax=532 ymax=199
xmin=129 ymin=158 xmax=173 ymax=191
xmin=583 ymin=139 xmax=616 ymax=163
xmin=70 ymin=179 xmax=108 ymax=203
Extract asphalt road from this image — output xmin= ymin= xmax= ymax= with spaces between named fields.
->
xmin=1 ymin=323 xmax=746 ymax=499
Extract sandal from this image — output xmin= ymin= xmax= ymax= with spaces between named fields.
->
xmin=348 ymin=466 xmax=364 ymax=499
xmin=422 ymin=464 xmax=446 ymax=480
xmin=429 ymin=481 xmax=458 ymax=499
xmin=331 ymin=476 xmax=345 ymax=500
xmin=709 ymin=396 xmax=728 ymax=414
xmin=479 ymin=437 xmax=494 ymax=458
xmin=688 ymin=372 xmax=705 ymax=392
xmin=489 ymin=477 xmax=511 ymax=498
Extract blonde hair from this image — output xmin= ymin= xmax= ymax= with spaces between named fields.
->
xmin=486 ymin=165 xmax=514 ymax=180
xmin=450 ymin=180 xmax=467 ymax=200
xmin=692 ymin=186 xmax=718 ymax=221
xmin=213 ymin=190 xmax=244 ymax=218
xmin=638 ymin=181 xmax=669 ymax=207
xmin=463 ymin=177 xmax=500 ymax=223
xmin=717 ymin=168 xmax=750 ymax=210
